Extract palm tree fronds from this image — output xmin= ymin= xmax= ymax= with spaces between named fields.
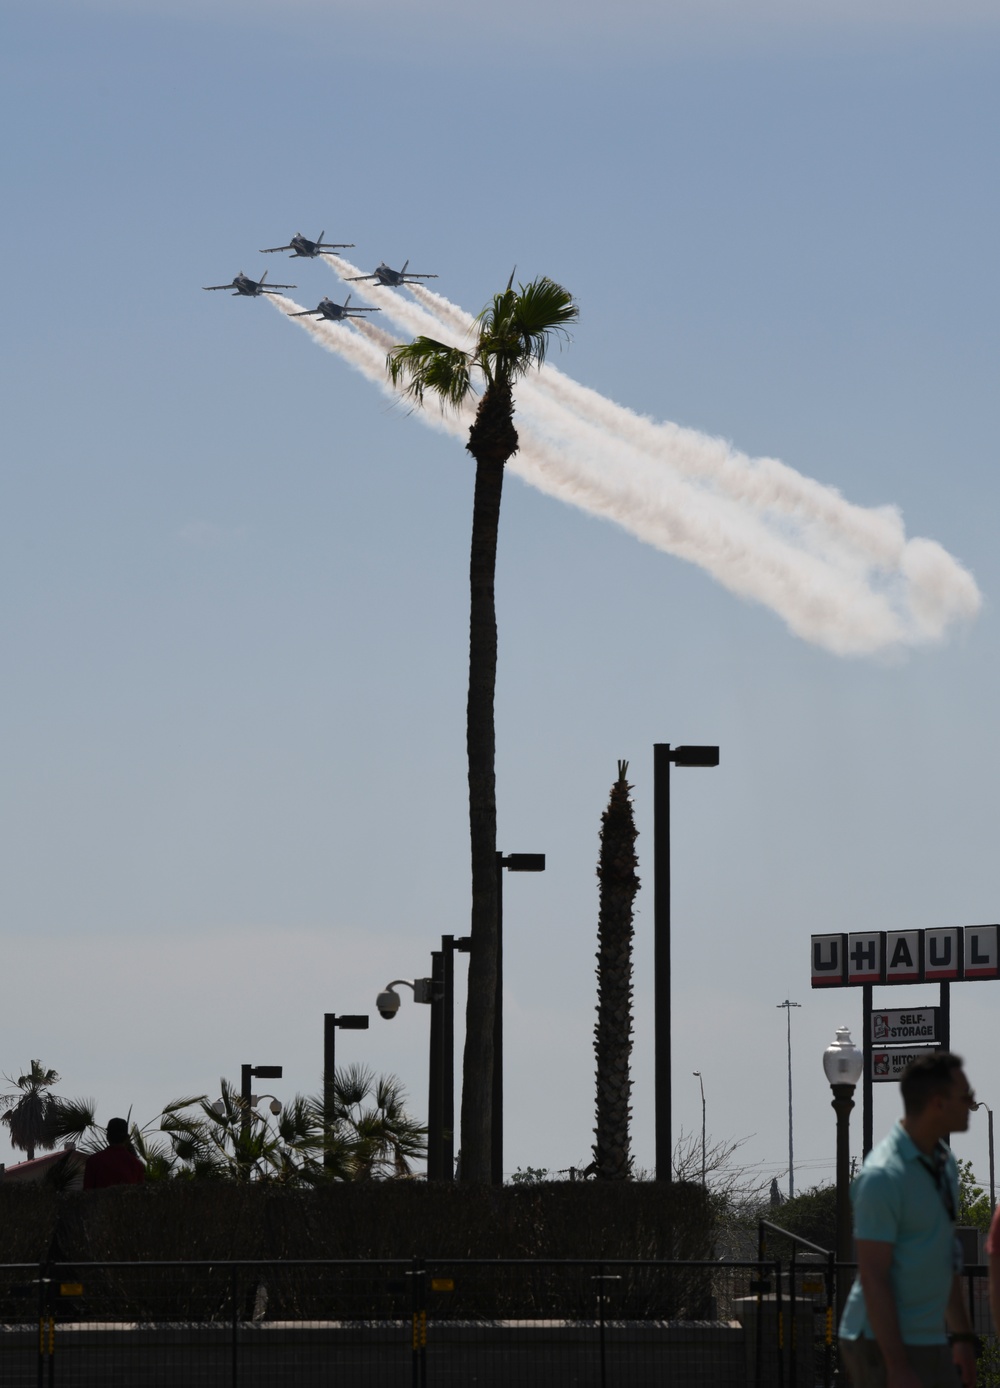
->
xmin=387 ymin=338 xmax=472 ymax=408
xmin=46 ymin=1097 xmax=98 ymax=1145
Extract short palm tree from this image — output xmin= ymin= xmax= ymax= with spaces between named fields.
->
xmin=329 ymin=1063 xmax=426 ymax=1180
xmin=388 ymin=276 xmax=578 ymax=1183
xmin=161 ymin=1068 xmax=424 ymax=1184
xmin=0 ymin=1060 xmax=72 ymax=1161
xmin=592 ymin=762 xmax=639 ymax=1180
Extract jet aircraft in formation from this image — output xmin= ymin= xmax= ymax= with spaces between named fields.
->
xmin=203 ymin=270 xmax=296 ymax=297
xmin=259 ymin=231 xmax=355 ymax=259
xmin=346 ymin=260 xmax=438 ymax=287
xmin=287 ymin=295 xmax=381 ymax=323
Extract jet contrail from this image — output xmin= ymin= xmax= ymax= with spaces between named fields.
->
xmin=277 ymin=267 xmax=980 ymax=655
xmin=406 ymin=278 xmax=912 ymax=568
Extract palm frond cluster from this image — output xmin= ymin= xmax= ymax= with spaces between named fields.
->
xmin=158 ymin=1064 xmax=425 ymax=1184
xmin=1 ymin=1059 xmax=424 ymax=1186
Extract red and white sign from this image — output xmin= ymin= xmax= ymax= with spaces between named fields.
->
xmin=871 ymin=1009 xmax=939 ymax=1044
xmin=925 ymin=928 xmax=961 ymax=981
xmin=872 ymin=1047 xmax=935 ymax=1082
xmin=847 ymin=932 xmax=884 ymax=986
xmin=812 ymin=934 xmax=847 ymax=988
xmin=964 ymin=925 xmax=999 ymax=980
xmin=811 ymin=925 xmax=1000 ymax=987
xmin=884 ymin=931 xmax=922 ymax=984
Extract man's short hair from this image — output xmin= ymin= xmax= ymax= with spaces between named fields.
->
xmin=899 ymin=1051 xmax=963 ymax=1115
xmin=106 ymin=1117 xmax=129 ymax=1145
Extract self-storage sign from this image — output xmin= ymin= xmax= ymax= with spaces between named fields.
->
xmin=870 ymin=1009 xmax=939 ymax=1045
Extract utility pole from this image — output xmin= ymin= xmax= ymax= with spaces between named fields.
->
xmin=777 ymin=1000 xmax=801 ymax=1198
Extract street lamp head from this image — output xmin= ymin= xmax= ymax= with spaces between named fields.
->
xmin=671 ymin=745 xmax=720 ymax=768
xmin=500 ymin=853 xmax=546 ymax=872
xmin=376 ymin=987 xmax=401 ymax=1020
xmin=823 ymin=1026 xmax=863 ymax=1089
xmin=334 ymin=1015 xmax=370 ymax=1030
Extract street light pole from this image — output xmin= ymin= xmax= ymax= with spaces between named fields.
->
xmin=693 ymin=1071 xmax=706 ymax=1184
xmin=823 ymin=1026 xmax=863 ymax=1318
xmin=241 ymin=1064 xmax=283 ymax=1131
xmin=653 ymin=744 xmax=719 ymax=1182
xmin=323 ymin=1014 xmax=369 ymax=1171
xmin=442 ymin=935 xmax=472 ymax=1181
xmin=975 ymin=1102 xmax=995 ymax=1212
xmin=777 ymin=1000 xmax=801 ymax=1198
xmin=494 ymin=852 xmax=545 ymax=1186
xmin=238 ymin=1063 xmax=283 ymax=1182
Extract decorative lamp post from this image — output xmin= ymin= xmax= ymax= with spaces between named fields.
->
xmin=823 ymin=1026 xmax=863 ymax=1313
xmin=654 ymin=744 xmax=719 ymax=1182
xmin=692 ymin=1071 xmax=706 ymax=1185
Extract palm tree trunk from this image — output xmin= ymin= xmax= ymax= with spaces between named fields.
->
xmin=460 ymin=381 xmax=517 ymax=1184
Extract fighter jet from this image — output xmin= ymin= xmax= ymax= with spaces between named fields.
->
xmin=345 ymin=260 xmax=438 ymax=288
xmin=287 ymin=295 xmax=381 ymax=323
xmin=203 ymin=270 xmax=296 ymax=297
xmin=259 ymin=231 xmax=355 ymax=259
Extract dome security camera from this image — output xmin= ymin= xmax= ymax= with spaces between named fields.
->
xmin=377 ymin=987 xmax=401 ymax=1020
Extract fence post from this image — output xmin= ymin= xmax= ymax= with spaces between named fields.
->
xmin=789 ymin=1243 xmax=797 ymax=1388
xmin=37 ymin=1262 xmax=45 ymax=1388
xmin=230 ymin=1264 xmax=239 ymax=1388
xmin=824 ymin=1250 xmax=835 ymax=1388
xmin=597 ymin=1263 xmax=607 ymax=1388
xmin=775 ymin=1255 xmax=785 ymax=1388
xmin=754 ymin=1225 xmax=767 ymax=1388
xmin=411 ymin=1257 xmax=427 ymax=1388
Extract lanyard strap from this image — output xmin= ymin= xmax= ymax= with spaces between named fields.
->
xmin=917 ymin=1143 xmax=956 ymax=1223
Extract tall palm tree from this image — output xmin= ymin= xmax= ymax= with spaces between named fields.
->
xmin=592 ymin=762 xmax=639 ymax=1180
xmin=0 ymin=1060 xmax=70 ymax=1161
xmin=388 ymin=277 xmax=578 ymax=1183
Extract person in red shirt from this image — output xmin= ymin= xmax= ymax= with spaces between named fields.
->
xmin=83 ymin=1117 xmax=145 ymax=1189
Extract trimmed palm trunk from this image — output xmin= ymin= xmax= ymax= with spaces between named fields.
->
xmin=593 ymin=762 xmax=639 ymax=1180
xmin=461 ymin=381 xmax=517 ymax=1185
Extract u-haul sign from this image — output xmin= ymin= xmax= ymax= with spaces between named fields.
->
xmin=811 ymin=926 xmax=1000 ymax=987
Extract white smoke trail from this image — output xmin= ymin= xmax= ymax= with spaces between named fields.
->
xmin=284 ymin=273 xmax=981 ymax=654
xmin=322 ymin=255 xmax=469 ymax=348
xmin=268 ymin=296 xmax=474 ymax=442
xmin=410 ymin=282 xmax=476 ymax=340
xmin=401 ymin=279 xmax=916 ymax=568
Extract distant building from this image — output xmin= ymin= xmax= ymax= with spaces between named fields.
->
xmin=1 ymin=1147 xmax=85 ymax=1189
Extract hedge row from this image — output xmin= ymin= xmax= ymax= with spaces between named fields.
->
xmin=0 ymin=1179 xmax=713 ymax=1266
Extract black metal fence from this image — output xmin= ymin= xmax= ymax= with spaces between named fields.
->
xmin=0 ymin=1252 xmax=995 ymax=1387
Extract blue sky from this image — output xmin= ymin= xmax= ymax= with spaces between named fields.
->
xmin=2 ymin=0 xmax=998 ymax=1192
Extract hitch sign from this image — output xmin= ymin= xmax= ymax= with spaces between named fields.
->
xmin=870 ymin=1009 xmax=939 ymax=1045
xmin=872 ymin=1048 xmax=934 ymax=1082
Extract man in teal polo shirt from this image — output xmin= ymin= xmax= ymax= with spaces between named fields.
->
xmin=839 ymin=1051 xmax=979 ymax=1388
